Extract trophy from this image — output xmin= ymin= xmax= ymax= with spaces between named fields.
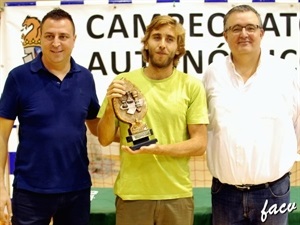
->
xmin=112 ymin=79 xmax=158 ymax=150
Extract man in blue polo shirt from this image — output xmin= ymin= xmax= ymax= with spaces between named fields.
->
xmin=0 ymin=8 xmax=100 ymax=225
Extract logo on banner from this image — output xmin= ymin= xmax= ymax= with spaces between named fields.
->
xmin=21 ymin=16 xmax=42 ymax=63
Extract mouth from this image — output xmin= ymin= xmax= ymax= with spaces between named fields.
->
xmin=238 ymin=39 xmax=251 ymax=44
xmin=51 ymin=50 xmax=63 ymax=53
xmin=156 ymin=52 xmax=167 ymax=55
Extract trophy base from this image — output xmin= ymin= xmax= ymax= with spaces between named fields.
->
xmin=126 ymin=129 xmax=158 ymax=150
xmin=130 ymin=138 xmax=158 ymax=151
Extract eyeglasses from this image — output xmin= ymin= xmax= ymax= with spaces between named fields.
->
xmin=225 ymin=24 xmax=261 ymax=34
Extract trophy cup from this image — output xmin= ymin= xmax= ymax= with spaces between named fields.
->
xmin=112 ymin=79 xmax=158 ymax=150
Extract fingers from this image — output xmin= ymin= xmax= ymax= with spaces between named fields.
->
xmin=106 ymin=80 xmax=126 ymax=100
xmin=121 ymin=144 xmax=156 ymax=154
xmin=6 ymin=200 xmax=12 ymax=223
xmin=121 ymin=145 xmax=135 ymax=154
xmin=0 ymin=211 xmax=10 ymax=225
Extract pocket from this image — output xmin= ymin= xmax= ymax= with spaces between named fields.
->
xmin=182 ymin=197 xmax=194 ymax=212
xmin=211 ymin=178 xmax=224 ymax=194
xmin=115 ymin=195 xmax=124 ymax=210
xmin=268 ymin=175 xmax=290 ymax=197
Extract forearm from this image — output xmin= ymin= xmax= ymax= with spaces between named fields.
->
xmin=0 ymin=151 xmax=12 ymax=220
xmin=122 ymin=124 xmax=208 ymax=157
xmin=0 ymin=118 xmax=14 ymax=218
xmin=121 ymin=136 xmax=206 ymax=157
xmin=0 ymin=139 xmax=8 ymax=188
xmin=86 ymin=118 xmax=99 ymax=136
xmin=97 ymin=104 xmax=118 ymax=146
xmin=161 ymin=137 xmax=206 ymax=157
xmin=160 ymin=124 xmax=207 ymax=157
xmin=293 ymin=107 xmax=300 ymax=156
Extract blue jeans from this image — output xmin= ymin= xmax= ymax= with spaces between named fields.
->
xmin=12 ymin=188 xmax=91 ymax=225
xmin=211 ymin=174 xmax=290 ymax=225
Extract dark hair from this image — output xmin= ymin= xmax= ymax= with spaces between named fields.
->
xmin=41 ymin=8 xmax=75 ymax=34
xmin=223 ymin=5 xmax=262 ymax=30
xmin=141 ymin=15 xmax=186 ymax=67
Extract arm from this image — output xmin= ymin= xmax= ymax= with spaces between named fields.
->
xmin=0 ymin=117 xmax=14 ymax=222
xmin=121 ymin=123 xmax=207 ymax=157
xmin=85 ymin=118 xmax=99 ymax=136
xmin=97 ymin=80 xmax=125 ymax=146
xmin=296 ymin=111 xmax=300 ymax=156
xmin=293 ymin=69 xmax=300 ymax=156
xmin=97 ymin=104 xmax=118 ymax=146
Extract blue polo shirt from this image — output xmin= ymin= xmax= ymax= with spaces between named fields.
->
xmin=0 ymin=53 xmax=100 ymax=193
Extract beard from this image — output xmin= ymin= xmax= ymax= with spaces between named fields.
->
xmin=149 ymin=51 xmax=175 ymax=68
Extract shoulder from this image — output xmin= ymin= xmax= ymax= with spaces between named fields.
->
xmin=70 ymin=57 xmax=94 ymax=78
xmin=180 ymin=71 xmax=202 ymax=86
xmin=260 ymin=54 xmax=297 ymax=79
xmin=206 ymin=55 xmax=229 ymax=72
xmin=203 ymin=56 xmax=228 ymax=76
xmin=114 ymin=68 xmax=143 ymax=81
xmin=174 ymin=70 xmax=205 ymax=92
xmin=10 ymin=62 xmax=31 ymax=74
xmin=73 ymin=63 xmax=93 ymax=76
xmin=203 ymin=55 xmax=231 ymax=86
xmin=72 ymin=63 xmax=97 ymax=86
xmin=7 ymin=62 xmax=33 ymax=84
xmin=262 ymin=53 xmax=296 ymax=70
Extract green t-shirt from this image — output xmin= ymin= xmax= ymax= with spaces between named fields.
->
xmin=98 ymin=68 xmax=208 ymax=200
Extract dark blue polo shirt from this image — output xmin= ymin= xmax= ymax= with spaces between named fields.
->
xmin=0 ymin=53 xmax=100 ymax=193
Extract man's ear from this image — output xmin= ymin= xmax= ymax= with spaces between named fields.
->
xmin=223 ymin=31 xmax=228 ymax=42
xmin=260 ymin=29 xmax=265 ymax=38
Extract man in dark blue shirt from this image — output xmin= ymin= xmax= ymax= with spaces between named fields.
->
xmin=0 ymin=8 xmax=100 ymax=225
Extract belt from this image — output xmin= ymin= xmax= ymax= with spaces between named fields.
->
xmin=227 ymin=172 xmax=290 ymax=191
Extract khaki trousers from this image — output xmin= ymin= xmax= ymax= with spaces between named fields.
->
xmin=115 ymin=196 xmax=194 ymax=225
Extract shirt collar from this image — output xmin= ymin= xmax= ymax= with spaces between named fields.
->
xmin=30 ymin=52 xmax=81 ymax=74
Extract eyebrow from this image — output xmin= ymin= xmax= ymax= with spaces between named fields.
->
xmin=152 ymin=32 xmax=175 ymax=39
xmin=43 ymin=32 xmax=70 ymax=36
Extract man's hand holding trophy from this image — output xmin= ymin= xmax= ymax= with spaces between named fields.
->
xmin=112 ymin=79 xmax=157 ymax=150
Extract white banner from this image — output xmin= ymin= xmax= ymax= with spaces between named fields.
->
xmin=0 ymin=2 xmax=299 ymax=193
xmin=0 ymin=3 xmax=299 ymax=103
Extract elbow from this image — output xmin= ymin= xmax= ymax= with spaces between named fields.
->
xmin=195 ymin=143 xmax=207 ymax=156
xmin=97 ymin=127 xmax=115 ymax=146
xmin=97 ymin=123 xmax=119 ymax=146
xmin=90 ymin=129 xmax=98 ymax=137
xmin=201 ymin=142 xmax=208 ymax=155
xmin=97 ymin=121 xmax=112 ymax=146
xmin=97 ymin=136 xmax=112 ymax=147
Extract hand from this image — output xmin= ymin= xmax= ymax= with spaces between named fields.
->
xmin=106 ymin=80 xmax=126 ymax=107
xmin=0 ymin=188 xmax=12 ymax=225
xmin=121 ymin=144 xmax=159 ymax=155
xmin=0 ymin=213 xmax=11 ymax=225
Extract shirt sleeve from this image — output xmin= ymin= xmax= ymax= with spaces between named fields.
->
xmin=0 ymin=72 xmax=19 ymax=120
xmin=293 ymin=69 xmax=300 ymax=155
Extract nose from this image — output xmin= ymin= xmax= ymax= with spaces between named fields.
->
xmin=240 ymin=27 xmax=248 ymax=36
xmin=52 ymin=36 xmax=61 ymax=47
xmin=159 ymin=38 xmax=166 ymax=49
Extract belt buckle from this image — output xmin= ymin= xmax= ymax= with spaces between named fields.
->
xmin=234 ymin=184 xmax=253 ymax=190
